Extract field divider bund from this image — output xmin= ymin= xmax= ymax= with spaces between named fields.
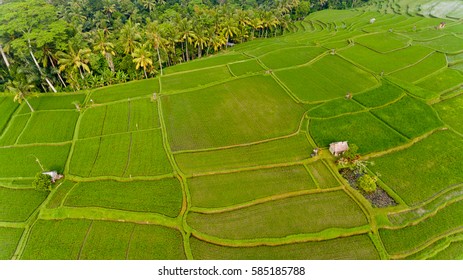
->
xmin=64 ymin=173 xmax=176 ymax=182
xmin=171 ymin=131 xmax=302 ymax=155
xmin=0 ymin=221 xmax=27 ymax=228
xmin=190 ymin=187 xmax=344 ymax=214
xmin=77 ymin=220 xmax=94 ymax=260
xmin=409 ymin=233 xmax=463 ymax=260
xmin=188 ymin=225 xmax=372 ymax=247
xmin=157 ymin=96 xmax=194 ymax=260
xmin=362 ymin=127 xmax=443 ymax=160
xmin=125 ymin=224 xmax=137 ymax=260
xmin=13 ymin=111 xmax=33 ymax=145
xmin=388 ymin=227 xmax=463 ymax=260
xmin=38 ymin=207 xmax=180 ymax=230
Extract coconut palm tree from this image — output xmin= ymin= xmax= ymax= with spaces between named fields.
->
xmin=193 ymin=27 xmax=209 ymax=58
xmin=56 ymin=45 xmax=92 ymax=79
xmin=6 ymin=78 xmax=35 ymax=112
xmin=92 ymin=30 xmax=116 ymax=72
xmin=221 ymin=18 xmax=239 ymax=49
xmin=119 ymin=19 xmax=141 ymax=55
xmin=146 ymin=21 xmax=166 ymax=75
xmin=177 ymin=18 xmax=196 ymax=62
xmin=132 ymin=43 xmax=153 ymax=79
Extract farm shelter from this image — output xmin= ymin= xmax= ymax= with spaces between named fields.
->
xmin=329 ymin=141 xmax=349 ymax=156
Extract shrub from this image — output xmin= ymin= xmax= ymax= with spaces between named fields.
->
xmin=32 ymin=172 xmax=52 ymax=192
xmin=358 ymin=174 xmax=377 ymax=193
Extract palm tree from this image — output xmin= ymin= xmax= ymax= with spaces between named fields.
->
xmin=221 ymin=18 xmax=239 ymax=49
xmin=140 ymin=0 xmax=156 ymax=14
xmin=92 ymin=30 xmax=116 ymax=72
xmin=177 ymin=18 xmax=196 ymax=62
xmin=146 ymin=21 xmax=166 ymax=75
xmin=249 ymin=17 xmax=263 ymax=39
xmin=261 ymin=11 xmax=279 ymax=38
xmin=132 ymin=43 xmax=153 ymax=79
xmin=6 ymin=79 xmax=35 ymax=112
xmin=193 ymin=27 xmax=209 ymax=58
xmin=119 ymin=19 xmax=141 ymax=55
xmin=56 ymin=45 xmax=92 ymax=79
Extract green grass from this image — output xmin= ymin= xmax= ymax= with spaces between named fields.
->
xmin=128 ymin=98 xmax=160 ymax=131
xmin=0 ymin=98 xmax=19 ymax=134
xmin=0 ymin=114 xmax=30 ymax=146
xmin=175 ymin=134 xmax=312 ymax=175
xmin=309 ymin=98 xmax=364 ymax=118
xmin=64 ymin=179 xmax=182 ymax=217
xmin=355 ymin=32 xmax=409 ymax=53
xmin=90 ymin=79 xmax=159 ymax=103
xmin=162 ymin=75 xmax=305 ymax=151
xmin=371 ymin=96 xmax=443 ymax=138
xmin=380 ymin=200 xmax=463 ymax=255
xmin=0 ymin=227 xmax=24 ymax=260
xmin=430 ymin=240 xmax=463 ymax=260
xmin=46 ymin=180 xmax=76 ymax=209
xmin=20 ymin=94 xmax=86 ymax=113
xmin=188 ymin=190 xmax=367 ymax=239
xmin=417 ymin=34 xmax=463 ymax=54
xmin=78 ymin=105 xmax=106 ymax=138
xmin=0 ymin=144 xmax=71 ymax=177
xmin=127 ymin=224 xmax=186 ymax=260
xmin=309 ymin=112 xmax=407 ymax=154
xmin=339 ymin=45 xmax=433 ymax=74
xmin=385 ymin=76 xmax=439 ymax=100
xmin=370 ymin=130 xmax=463 ymax=205
xmin=190 ymin=234 xmax=379 ymax=260
xmin=0 ymin=187 xmax=48 ymax=222
xmin=164 ymin=53 xmax=248 ymax=74
xmin=124 ymin=129 xmax=173 ymax=177
xmin=353 ymin=80 xmax=404 ymax=107
xmin=17 ymin=111 xmax=79 ymax=144
xmin=275 ymin=55 xmax=378 ymax=102
xmin=79 ymin=220 xmax=133 ymax=260
xmin=90 ymin=133 xmax=130 ymax=177
xmin=389 ymin=52 xmax=447 ymax=83
xmin=69 ymin=138 xmax=100 ymax=177
xmin=433 ymin=94 xmax=463 ymax=134
xmin=161 ymin=66 xmax=232 ymax=93
xmin=228 ymin=59 xmax=264 ymax=76
xmin=22 ymin=219 xmax=91 ymax=259
xmin=259 ymin=46 xmax=326 ymax=69
xmin=189 ymin=165 xmax=317 ymax=208
xmin=101 ymin=102 xmax=129 ymax=135
xmin=305 ymin=160 xmax=340 ymax=189
xmin=416 ymin=69 xmax=463 ymax=94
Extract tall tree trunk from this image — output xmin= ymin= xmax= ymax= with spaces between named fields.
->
xmin=0 ymin=44 xmax=10 ymax=69
xmin=48 ymin=56 xmax=67 ymax=88
xmin=79 ymin=67 xmax=84 ymax=80
xmin=197 ymin=45 xmax=201 ymax=58
xmin=28 ymin=40 xmax=57 ymax=93
xmin=226 ymin=34 xmax=229 ymax=49
xmin=143 ymin=68 xmax=147 ymax=79
xmin=185 ymin=41 xmax=189 ymax=62
xmin=105 ymin=52 xmax=115 ymax=72
xmin=156 ymin=47 xmax=163 ymax=76
xmin=24 ymin=97 xmax=34 ymax=112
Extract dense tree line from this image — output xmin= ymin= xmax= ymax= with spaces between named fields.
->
xmin=0 ymin=0 xmax=369 ymax=95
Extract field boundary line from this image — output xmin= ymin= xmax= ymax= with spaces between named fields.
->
xmin=302 ymin=163 xmax=321 ymax=189
xmin=172 ymin=132 xmax=301 ymax=155
xmin=77 ymin=127 xmax=162 ymax=141
xmin=416 ymin=233 xmax=463 ymax=260
xmin=362 ymin=127 xmax=442 ymax=160
xmin=190 ymin=187 xmax=343 ymax=214
xmin=125 ymin=224 xmax=136 ymax=260
xmin=157 ymin=97 xmax=194 ymax=260
xmin=88 ymin=106 xmax=108 ymax=177
xmin=183 ymin=160 xmax=315 ymax=178
xmin=188 ymin=225 xmax=371 ymax=247
xmin=269 ymin=72 xmax=303 ymax=103
xmin=78 ymin=220 xmax=94 ymax=260
xmin=13 ymin=111 xmax=33 ymax=145
xmin=39 ymin=207 xmax=180 ymax=230
xmin=389 ymin=227 xmax=463 ymax=259
xmin=367 ymin=109 xmax=411 ymax=140
xmin=0 ymin=222 xmax=26 ymax=228
xmin=65 ymin=173 xmax=175 ymax=182
xmin=386 ymin=50 xmax=438 ymax=75
xmin=61 ymin=182 xmax=79 ymax=207
xmin=0 ymin=141 xmax=72 ymax=149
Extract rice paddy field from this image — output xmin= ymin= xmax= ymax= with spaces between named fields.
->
xmin=1 ymin=0 xmax=463 ymax=260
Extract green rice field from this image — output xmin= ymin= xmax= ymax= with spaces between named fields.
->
xmin=2 ymin=1 xmax=463 ymax=260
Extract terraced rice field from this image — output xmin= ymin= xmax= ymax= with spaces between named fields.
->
xmin=1 ymin=1 xmax=463 ymax=260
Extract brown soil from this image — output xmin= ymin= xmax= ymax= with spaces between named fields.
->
xmin=339 ymin=168 xmax=397 ymax=208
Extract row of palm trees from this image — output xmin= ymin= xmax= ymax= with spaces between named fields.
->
xmin=1 ymin=0 xmax=307 ymax=94
xmin=50 ymin=4 xmax=300 ymax=91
